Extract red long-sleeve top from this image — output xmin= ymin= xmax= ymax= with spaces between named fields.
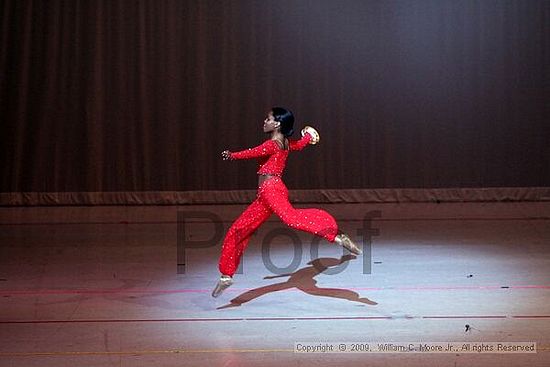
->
xmin=229 ymin=133 xmax=312 ymax=175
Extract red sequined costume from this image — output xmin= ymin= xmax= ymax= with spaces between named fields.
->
xmin=219 ymin=132 xmax=338 ymax=277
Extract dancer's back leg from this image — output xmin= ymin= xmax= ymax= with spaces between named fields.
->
xmin=260 ymin=178 xmax=338 ymax=242
xmin=260 ymin=178 xmax=361 ymax=254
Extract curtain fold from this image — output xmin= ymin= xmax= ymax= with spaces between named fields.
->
xmin=1 ymin=0 xmax=548 ymax=193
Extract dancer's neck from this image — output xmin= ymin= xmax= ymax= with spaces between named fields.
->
xmin=270 ymin=130 xmax=285 ymax=142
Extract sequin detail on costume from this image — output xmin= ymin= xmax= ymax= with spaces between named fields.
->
xmin=229 ymin=133 xmax=312 ymax=175
xmin=218 ymin=176 xmax=338 ymax=277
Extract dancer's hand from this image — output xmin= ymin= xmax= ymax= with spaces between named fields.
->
xmin=301 ymin=125 xmax=320 ymax=144
xmin=221 ymin=150 xmax=231 ymax=160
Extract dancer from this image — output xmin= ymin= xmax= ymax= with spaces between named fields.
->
xmin=212 ymin=107 xmax=361 ymax=297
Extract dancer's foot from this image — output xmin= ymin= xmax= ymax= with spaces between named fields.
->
xmin=335 ymin=234 xmax=362 ymax=255
xmin=212 ymin=275 xmax=233 ymax=297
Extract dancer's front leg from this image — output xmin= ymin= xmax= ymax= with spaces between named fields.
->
xmin=213 ymin=198 xmax=272 ymax=297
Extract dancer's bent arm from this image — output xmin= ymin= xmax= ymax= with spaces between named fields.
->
xmin=289 ymin=132 xmax=312 ymax=151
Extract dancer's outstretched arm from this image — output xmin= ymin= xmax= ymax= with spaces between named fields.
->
xmin=222 ymin=140 xmax=279 ymax=160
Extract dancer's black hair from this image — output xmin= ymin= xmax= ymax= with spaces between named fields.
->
xmin=271 ymin=107 xmax=294 ymax=137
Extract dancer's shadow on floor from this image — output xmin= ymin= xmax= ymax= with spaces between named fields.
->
xmin=217 ymin=255 xmax=377 ymax=309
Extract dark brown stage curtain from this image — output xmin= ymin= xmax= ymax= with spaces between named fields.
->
xmin=1 ymin=0 xmax=549 ymax=194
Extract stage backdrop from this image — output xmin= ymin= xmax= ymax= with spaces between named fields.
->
xmin=1 ymin=1 xmax=549 ymax=200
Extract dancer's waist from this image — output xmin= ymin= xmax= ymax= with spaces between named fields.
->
xmin=259 ymin=173 xmax=281 ymax=178
xmin=258 ymin=173 xmax=282 ymax=187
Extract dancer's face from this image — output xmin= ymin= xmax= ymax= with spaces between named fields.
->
xmin=263 ymin=112 xmax=280 ymax=133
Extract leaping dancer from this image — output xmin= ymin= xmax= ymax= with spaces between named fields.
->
xmin=212 ymin=107 xmax=361 ymax=297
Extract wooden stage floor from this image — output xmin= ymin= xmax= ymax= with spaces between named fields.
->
xmin=1 ymin=202 xmax=549 ymax=366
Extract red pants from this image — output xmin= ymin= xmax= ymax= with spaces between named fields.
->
xmin=218 ymin=177 xmax=338 ymax=276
